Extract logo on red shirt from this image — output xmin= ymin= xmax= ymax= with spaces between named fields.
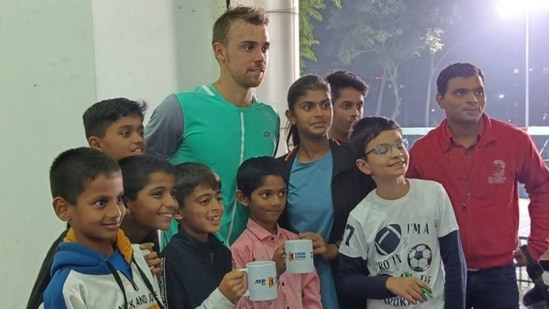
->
xmin=488 ymin=160 xmax=507 ymax=184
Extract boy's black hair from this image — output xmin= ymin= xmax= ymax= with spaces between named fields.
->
xmin=173 ymin=162 xmax=221 ymax=208
xmin=237 ymin=156 xmax=285 ymax=198
xmin=350 ymin=116 xmax=402 ymax=160
xmin=50 ymin=147 xmax=121 ymax=205
xmin=82 ymin=98 xmax=147 ymax=139
xmin=118 ymin=155 xmax=176 ymax=201
xmin=325 ymin=70 xmax=369 ymax=103
xmin=437 ymin=63 xmax=484 ymax=97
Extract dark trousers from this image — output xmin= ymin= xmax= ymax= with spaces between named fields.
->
xmin=466 ymin=264 xmax=519 ymax=309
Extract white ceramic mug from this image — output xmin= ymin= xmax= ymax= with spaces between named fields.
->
xmin=285 ymin=239 xmax=314 ymax=274
xmin=239 ymin=261 xmax=278 ymax=301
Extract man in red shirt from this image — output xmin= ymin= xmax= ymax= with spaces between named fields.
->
xmin=407 ymin=62 xmax=549 ymax=309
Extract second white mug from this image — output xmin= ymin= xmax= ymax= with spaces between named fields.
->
xmin=285 ymin=239 xmax=314 ymax=274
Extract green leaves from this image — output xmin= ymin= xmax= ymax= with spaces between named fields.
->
xmin=299 ymin=0 xmax=342 ymax=69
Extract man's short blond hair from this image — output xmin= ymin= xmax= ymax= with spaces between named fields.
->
xmin=212 ymin=6 xmax=269 ymax=45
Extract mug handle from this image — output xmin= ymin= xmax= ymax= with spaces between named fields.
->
xmin=238 ymin=268 xmax=250 ymax=297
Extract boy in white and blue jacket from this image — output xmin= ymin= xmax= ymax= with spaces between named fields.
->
xmin=41 ymin=148 xmax=163 ymax=309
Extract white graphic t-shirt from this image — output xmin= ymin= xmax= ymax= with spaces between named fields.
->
xmin=340 ymin=179 xmax=459 ymax=308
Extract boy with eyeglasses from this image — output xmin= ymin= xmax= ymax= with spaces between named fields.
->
xmin=336 ymin=116 xmax=466 ymax=309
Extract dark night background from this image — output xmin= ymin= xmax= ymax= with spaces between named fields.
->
xmin=302 ymin=0 xmax=549 ymax=129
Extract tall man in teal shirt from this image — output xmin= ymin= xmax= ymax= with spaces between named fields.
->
xmin=145 ymin=6 xmax=280 ymax=247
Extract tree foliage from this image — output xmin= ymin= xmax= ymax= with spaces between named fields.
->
xmin=326 ymin=0 xmax=457 ymax=120
xmin=299 ymin=0 xmax=341 ymax=69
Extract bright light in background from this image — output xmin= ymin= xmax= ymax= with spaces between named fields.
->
xmin=499 ymin=94 xmax=505 ymax=99
xmin=497 ymin=0 xmax=549 ymax=128
xmin=498 ymin=0 xmax=549 ymax=17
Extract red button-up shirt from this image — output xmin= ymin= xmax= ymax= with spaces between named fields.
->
xmin=408 ymin=114 xmax=549 ymax=269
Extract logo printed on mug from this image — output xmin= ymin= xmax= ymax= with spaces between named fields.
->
xmin=254 ymin=279 xmax=267 ymax=286
xmin=252 ymin=277 xmax=276 ymax=287
xmin=288 ymin=251 xmax=307 ymax=261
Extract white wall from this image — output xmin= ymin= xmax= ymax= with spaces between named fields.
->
xmin=0 ymin=1 xmax=96 ymax=308
xmin=0 ymin=0 xmax=226 ymax=307
xmin=92 ymin=0 xmax=178 ymax=111
xmin=91 ymin=0 xmax=225 ymax=117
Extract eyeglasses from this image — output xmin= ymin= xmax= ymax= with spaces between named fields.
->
xmin=365 ymin=139 xmax=408 ymax=157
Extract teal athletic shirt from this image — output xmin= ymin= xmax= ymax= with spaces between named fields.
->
xmin=145 ymin=84 xmax=280 ymax=247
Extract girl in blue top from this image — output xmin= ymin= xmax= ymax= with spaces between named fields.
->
xmin=277 ymin=75 xmax=373 ymax=309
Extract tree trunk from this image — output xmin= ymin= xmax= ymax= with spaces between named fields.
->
xmin=424 ymin=52 xmax=436 ymax=126
xmin=422 ymin=36 xmax=471 ymax=126
xmin=388 ymin=64 xmax=402 ymax=120
xmin=375 ymin=68 xmax=387 ymax=116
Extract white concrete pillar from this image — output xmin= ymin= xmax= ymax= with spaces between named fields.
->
xmin=171 ymin=0 xmax=226 ymax=91
xmin=230 ymin=0 xmax=300 ymax=154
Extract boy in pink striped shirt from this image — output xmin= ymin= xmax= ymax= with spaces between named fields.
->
xmin=231 ymin=156 xmax=322 ymax=309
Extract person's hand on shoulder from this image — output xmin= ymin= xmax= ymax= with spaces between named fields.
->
xmin=218 ymin=269 xmax=247 ymax=303
xmin=140 ymin=243 xmax=162 ymax=277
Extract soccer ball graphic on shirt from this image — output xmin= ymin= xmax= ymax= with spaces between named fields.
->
xmin=407 ymin=244 xmax=433 ymax=272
